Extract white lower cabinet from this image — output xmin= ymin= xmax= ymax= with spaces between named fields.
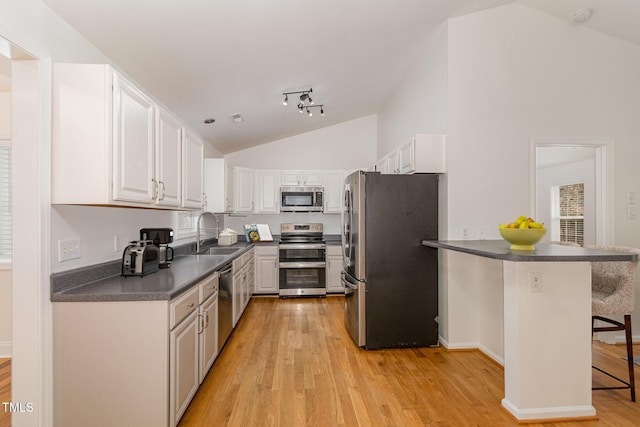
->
xmin=232 ymin=248 xmax=254 ymax=326
xmin=170 ymin=308 xmax=199 ymax=426
xmin=326 ymin=245 xmax=344 ymax=293
xmin=255 ymin=245 xmax=279 ymax=294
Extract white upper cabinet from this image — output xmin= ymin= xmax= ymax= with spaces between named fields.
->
xmin=375 ymin=134 xmax=446 ymax=175
xmin=182 ymin=131 xmax=204 ymax=209
xmin=234 ymin=167 xmax=254 ymax=212
xmin=156 ymin=108 xmax=182 ymax=207
xmin=112 ymin=73 xmax=156 ymax=203
xmin=399 ymin=134 xmax=446 ymax=174
xmin=255 ymin=170 xmax=280 ymax=213
xmin=386 ymin=149 xmax=400 ymax=174
xmin=322 ymin=171 xmax=344 ymax=214
xmin=203 ymin=158 xmax=226 ymax=213
xmin=52 ymin=63 xmax=205 ymax=210
xmin=281 ymin=170 xmax=322 ymax=187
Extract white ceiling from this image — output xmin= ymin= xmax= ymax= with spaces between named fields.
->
xmin=35 ymin=0 xmax=640 ymax=154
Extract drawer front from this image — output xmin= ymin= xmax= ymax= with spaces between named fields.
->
xmin=170 ymin=287 xmax=199 ymax=329
xmin=255 ymin=245 xmax=278 ymax=256
xmin=232 ymin=256 xmax=243 ymax=271
xmin=199 ymin=272 xmax=219 ymax=303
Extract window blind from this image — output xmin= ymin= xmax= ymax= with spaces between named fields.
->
xmin=0 ymin=143 xmax=11 ymax=257
xmin=559 ymin=183 xmax=584 ymax=246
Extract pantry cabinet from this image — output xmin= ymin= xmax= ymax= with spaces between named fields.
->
xmin=51 ymin=63 xmax=204 ymax=210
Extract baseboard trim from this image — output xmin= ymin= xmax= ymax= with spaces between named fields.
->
xmin=502 ymin=398 xmax=596 ymax=421
xmin=0 ymin=341 xmax=12 ymax=358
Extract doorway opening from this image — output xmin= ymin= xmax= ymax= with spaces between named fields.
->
xmin=531 ymin=138 xmax=613 ymax=247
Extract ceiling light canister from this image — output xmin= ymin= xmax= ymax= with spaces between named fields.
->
xmin=571 ymin=8 xmax=592 ymax=24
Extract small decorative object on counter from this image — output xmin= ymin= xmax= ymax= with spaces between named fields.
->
xmin=499 ymin=215 xmax=547 ymax=250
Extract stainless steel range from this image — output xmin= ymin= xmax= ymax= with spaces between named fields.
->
xmin=278 ymin=223 xmax=326 ymax=297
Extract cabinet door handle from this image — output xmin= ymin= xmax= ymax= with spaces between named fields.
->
xmin=197 ymin=313 xmax=204 ymax=334
xmin=151 ymin=178 xmax=158 ymax=201
xmin=158 ymin=181 xmax=166 ymax=201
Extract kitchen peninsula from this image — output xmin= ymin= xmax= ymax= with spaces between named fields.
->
xmin=422 ymin=240 xmax=637 ymax=422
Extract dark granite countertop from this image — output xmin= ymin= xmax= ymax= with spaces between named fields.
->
xmin=422 ymin=240 xmax=638 ymax=262
xmin=52 ymin=243 xmax=253 ymax=302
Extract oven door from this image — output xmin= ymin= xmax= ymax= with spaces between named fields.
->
xmin=278 ymin=262 xmax=326 ymax=297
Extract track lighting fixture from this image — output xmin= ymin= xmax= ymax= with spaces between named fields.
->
xmin=302 ymin=104 xmax=324 ymax=117
xmin=282 ymin=87 xmax=324 ymax=117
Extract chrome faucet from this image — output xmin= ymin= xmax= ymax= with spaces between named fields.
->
xmin=196 ymin=211 xmax=219 ymax=253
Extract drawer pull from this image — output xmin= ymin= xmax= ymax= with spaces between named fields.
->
xmin=187 ymin=303 xmax=195 ymax=308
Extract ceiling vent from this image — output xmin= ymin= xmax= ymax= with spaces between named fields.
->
xmin=230 ymin=113 xmax=244 ymax=123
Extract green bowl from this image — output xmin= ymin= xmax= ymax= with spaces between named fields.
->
xmin=499 ymin=227 xmax=547 ymax=250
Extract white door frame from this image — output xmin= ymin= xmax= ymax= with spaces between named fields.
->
xmin=529 ymin=137 xmax=614 ymax=246
xmin=0 ymin=25 xmax=53 ymax=427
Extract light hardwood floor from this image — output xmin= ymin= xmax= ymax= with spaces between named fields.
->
xmin=179 ymin=296 xmax=640 ymax=427
xmin=0 ymin=358 xmax=10 ymax=427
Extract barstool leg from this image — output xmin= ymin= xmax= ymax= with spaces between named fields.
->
xmin=624 ymin=315 xmax=636 ymax=402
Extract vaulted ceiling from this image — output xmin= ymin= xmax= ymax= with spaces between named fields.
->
xmin=41 ymin=0 xmax=640 ymax=154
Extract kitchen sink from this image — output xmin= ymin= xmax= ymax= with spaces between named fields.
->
xmin=206 ymin=247 xmax=240 ymax=255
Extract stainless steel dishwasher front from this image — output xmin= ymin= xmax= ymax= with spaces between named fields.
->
xmin=217 ymin=262 xmax=233 ymax=352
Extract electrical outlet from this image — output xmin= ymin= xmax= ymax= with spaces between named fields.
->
xmin=478 ymin=226 xmax=487 ymax=239
xmin=461 ymin=226 xmax=470 ymax=239
xmin=58 ymin=239 xmax=81 ymax=262
xmin=529 ymin=272 xmax=543 ymax=293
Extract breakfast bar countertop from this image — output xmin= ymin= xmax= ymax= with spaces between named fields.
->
xmin=421 ymin=239 xmax=638 ymax=262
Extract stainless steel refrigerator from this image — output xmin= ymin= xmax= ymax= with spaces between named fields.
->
xmin=341 ymin=171 xmax=439 ymax=349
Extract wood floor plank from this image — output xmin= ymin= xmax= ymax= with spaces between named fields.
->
xmin=179 ymin=296 xmax=640 ymax=426
xmin=0 ymin=358 xmax=11 ymax=427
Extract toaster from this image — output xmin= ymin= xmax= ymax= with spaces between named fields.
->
xmin=121 ymin=240 xmax=160 ymax=277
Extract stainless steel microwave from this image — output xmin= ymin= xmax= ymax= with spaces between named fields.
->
xmin=280 ymin=187 xmax=324 ymax=212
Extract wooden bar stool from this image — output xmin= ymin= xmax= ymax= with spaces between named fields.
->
xmin=587 ymin=245 xmax=640 ymax=402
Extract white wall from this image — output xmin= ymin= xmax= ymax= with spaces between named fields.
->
xmin=0 ymin=269 xmax=10 ymax=357
xmin=443 ymin=3 xmax=640 ymax=343
xmin=446 ymin=3 xmax=640 ymax=242
xmin=376 ymin=24 xmax=448 ymax=156
xmin=50 ymin=206 xmax=178 ymax=273
xmin=537 ymin=158 xmax=596 ymax=245
xmin=225 ymin=114 xmax=377 ymax=170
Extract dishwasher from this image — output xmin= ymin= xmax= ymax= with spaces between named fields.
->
xmin=217 ymin=262 xmax=233 ymax=353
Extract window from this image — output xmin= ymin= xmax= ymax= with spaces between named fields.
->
xmin=0 ymin=141 xmax=10 ymax=259
xmin=558 ymin=183 xmax=584 ymax=246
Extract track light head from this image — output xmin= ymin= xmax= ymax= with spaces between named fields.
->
xmin=282 ymin=94 xmax=288 ymax=106
xmin=298 ymin=103 xmax=304 ymax=113
xmin=320 ymin=107 xmax=324 ymax=116
xmin=308 ymin=96 xmax=314 ymax=105
xmin=307 ymin=107 xmax=312 ymax=117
